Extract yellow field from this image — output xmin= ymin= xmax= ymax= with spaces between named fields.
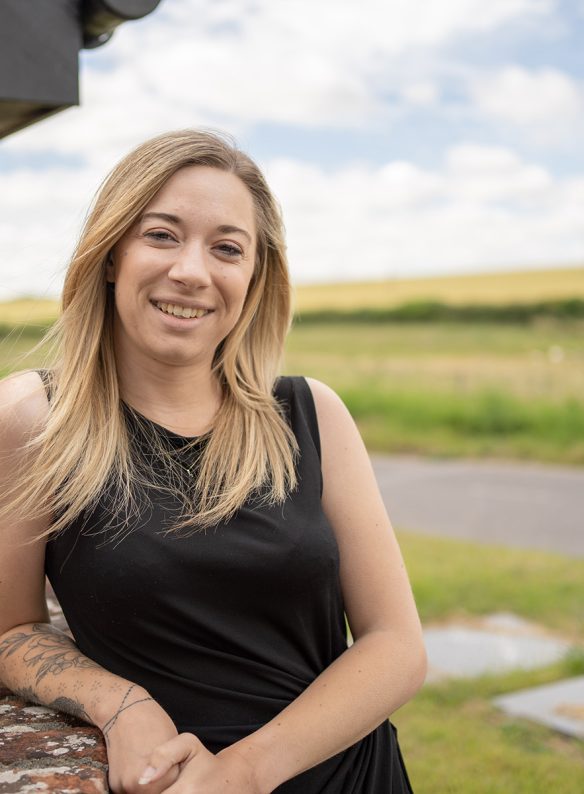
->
xmin=293 ymin=266 xmax=584 ymax=312
xmin=0 ymin=298 xmax=60 ymax=327
xmin=1 ymin=267 xmax=583 ymax=325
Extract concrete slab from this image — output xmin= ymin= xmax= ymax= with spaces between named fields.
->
xmin=424 ymin=614 xmax=572 ymax=681
xmin=494 ymin=676 xmax=584 ymax=739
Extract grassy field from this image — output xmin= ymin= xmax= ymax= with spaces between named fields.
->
xmin=394 ymin=532 xmax=584 ymax=793
xmin=3 ymin=319 xmax=583 ymax=464
xmin=2 ymin=268 xmax=583 ymax=464
xmin=294 ymin=266 xmax=584 ymax=312
xmin=285 ymin=320 xmax=584 ymax=465
xmin=2 ymin=266 xmax=583 ymax=323
xmin=0 ymin=297 xmax=59 ymax=328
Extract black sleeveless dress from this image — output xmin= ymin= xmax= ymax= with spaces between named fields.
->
xmin=44 ymin=375 xmax=413 ymax=792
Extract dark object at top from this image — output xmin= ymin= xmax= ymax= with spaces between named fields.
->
xmin=82 ymin=0 xmax=161 ymax=48
xmin=0 ymin=0 xmax=162 ymax=139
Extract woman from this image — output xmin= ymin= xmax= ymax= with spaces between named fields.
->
xmin=0 ymin=130 xmax=426 ymax=793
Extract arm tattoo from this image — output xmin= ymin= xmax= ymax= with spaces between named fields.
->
xmin=12 ymin=686 xmax=41 ymax=705
xmin=49 ymin=696 xmax=91 ymax=722
xmin=0 ymin=623 xmax=100 ymax=686
xmin=2 ymin=624 xmax=153 ymax=732
xmin=101 ymin=684 xmax=154 ymax=742
xmin=11 ymin=685 xmax=91 ymax=723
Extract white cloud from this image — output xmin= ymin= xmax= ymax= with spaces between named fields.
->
xmin=2 ymin=143 xmax=582 ymax=300
xmin=470 ymin=66 xmax=584 ymax=139
xmin=445 ymin=145 xmax=552 ymax=204
xmin=265 ymin=145 xmax=584 ymax=283
xmin=400 ymin=82 xmax=440 ymax=107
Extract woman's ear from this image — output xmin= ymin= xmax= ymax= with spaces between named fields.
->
xmin=106 ymin=253 xmax=115 ymax=283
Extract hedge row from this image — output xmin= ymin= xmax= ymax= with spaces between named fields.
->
xmin=294 ymin=298 xmax=584 ymax=324
xmin=2 ymin=298 xmax=583 ymax=337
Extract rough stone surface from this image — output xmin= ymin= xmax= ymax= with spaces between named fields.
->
xmin=0 ymin=697 xmax=79 ymax=728
xmin=0 ymin=765 xmax=107 ymax=793
xmin=0 ymin=687 xmax=109 ymax=792
xmin=494 ymin=676 xmax=584 ymax=739
xmin=0 ymin=723 xmax=107 ymax=765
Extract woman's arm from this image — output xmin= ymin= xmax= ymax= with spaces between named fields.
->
xmin=0 ymin=621 xmax=155 ymax=742
xmin=226 ymin=378 xmax=427 ymax=790
xmin=141 ymin=378 xmax=426 ymax=793
xmin=0 ymin=621 xmax=182 ymax=793
xmin=0 ymin=372 xmax=179 ymax=793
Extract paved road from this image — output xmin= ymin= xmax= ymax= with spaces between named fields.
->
xmin=371 ymin=455 xmax=584 ymax=557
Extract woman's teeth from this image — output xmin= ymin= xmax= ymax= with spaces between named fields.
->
xmin=154 ymin=302 xmax=209 ymax=319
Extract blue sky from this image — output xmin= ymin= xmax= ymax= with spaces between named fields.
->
xmin=1 ymin=0 xmax=583 ymax=300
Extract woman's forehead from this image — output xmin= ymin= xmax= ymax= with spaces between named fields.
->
xmin=145 ymin=166 xmax=256 ymax=227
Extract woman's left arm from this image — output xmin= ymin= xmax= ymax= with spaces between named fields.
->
xmin=140 ymin=379 xmax=426 ymax=793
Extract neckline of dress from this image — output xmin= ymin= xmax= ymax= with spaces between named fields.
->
xmin=122 ymin=401 xmax=208 ymax=445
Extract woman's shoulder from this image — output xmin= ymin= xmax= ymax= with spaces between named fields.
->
xmin=274 ymin=376 xmax=347 ymax=419
xmin=303 ymin=377 xmax=363 ymax=452
xmin=0 ymin=370 xmax=50 ymax=449
xmin=274 ymin=375 xmax=335 ymax=398
xmin=275 ymin=376 xmax=356 ymax=453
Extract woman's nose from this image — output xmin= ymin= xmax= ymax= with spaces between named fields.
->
xmin=168 ymin=243 xmax=212 ymax=287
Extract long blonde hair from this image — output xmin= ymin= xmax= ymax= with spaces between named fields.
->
xmin=9 ymin=129 xmax=298 ymax=538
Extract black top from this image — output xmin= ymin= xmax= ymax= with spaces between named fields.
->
xmin=44 ymin=375 xmax=413 ymax=792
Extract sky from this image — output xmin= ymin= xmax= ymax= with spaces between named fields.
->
xmin=1 ymin=0 xmax=584 ymax=301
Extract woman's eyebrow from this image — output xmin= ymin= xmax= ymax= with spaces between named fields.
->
xmin=139 ymin=211 xmax=181 ymax=225
xmin=216 ymin=224 xmax=252 ymax=243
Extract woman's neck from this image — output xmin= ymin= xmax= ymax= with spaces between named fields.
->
xmin=117 ymin=359 xmax=222 ymax=438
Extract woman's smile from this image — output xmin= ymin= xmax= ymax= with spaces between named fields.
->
xmin=151 ymin=300 xmax=213 ymax=320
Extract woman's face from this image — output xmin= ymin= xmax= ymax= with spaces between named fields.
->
xmin=108 ymin=165 xmax=257 ymax=371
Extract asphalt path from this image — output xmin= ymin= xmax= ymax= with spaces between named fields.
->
xmin=371 ymin=455 xmax=584 ymax=557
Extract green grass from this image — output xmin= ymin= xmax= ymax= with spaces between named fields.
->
xmin=397 ymin=661 xmax=584 ymax=793
xmin=398 ymin=533 xmax=584 ymax=637
xmin=393 ymin=533 xmax=584 ymax=792
xmin=2 ymin=309 xmax=584 ymax=465
xmin=0 ymin=331 xmax=55 ymax=378
xmin=285 ymin=321 xmax=584 ymax=465
xmin=287 ymin=318 xmax=584 ymax=359
xmin=343 ymin=385 xmax=584 ymax=464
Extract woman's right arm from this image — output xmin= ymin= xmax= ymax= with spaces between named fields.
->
xmin=0 ymin=372 xmax=179 ymax=793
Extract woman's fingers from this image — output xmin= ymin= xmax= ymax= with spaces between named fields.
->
xmin=138 ymin=732 xmax=203 ymax=785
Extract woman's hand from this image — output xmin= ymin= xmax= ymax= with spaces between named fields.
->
xmin=137 ymin=733 xmax=263 ymax=793
xmin=103 ymin=693 xmax=182 ymax=794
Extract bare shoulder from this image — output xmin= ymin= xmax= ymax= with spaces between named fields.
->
xmin=304 ymin=376 xmax=375 ymax=501
xmin=304 ymin=376 xmax=367 ymax=453
xmin=304 ymin=377 xmax=353 ymax=424
xmin=0 ymin=370 xmax=50 ymax=450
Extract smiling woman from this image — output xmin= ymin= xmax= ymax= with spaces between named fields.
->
xmin=107 ymin=166 xmax=257 ymax=394
xmin=0 ymin=129 xmax=425 ymax=794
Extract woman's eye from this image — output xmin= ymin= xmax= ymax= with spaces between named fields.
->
xmin=216 ymin=243 xmax=243 ymax=257
xmin=145 ymin=230 xmax=175 ymax=242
